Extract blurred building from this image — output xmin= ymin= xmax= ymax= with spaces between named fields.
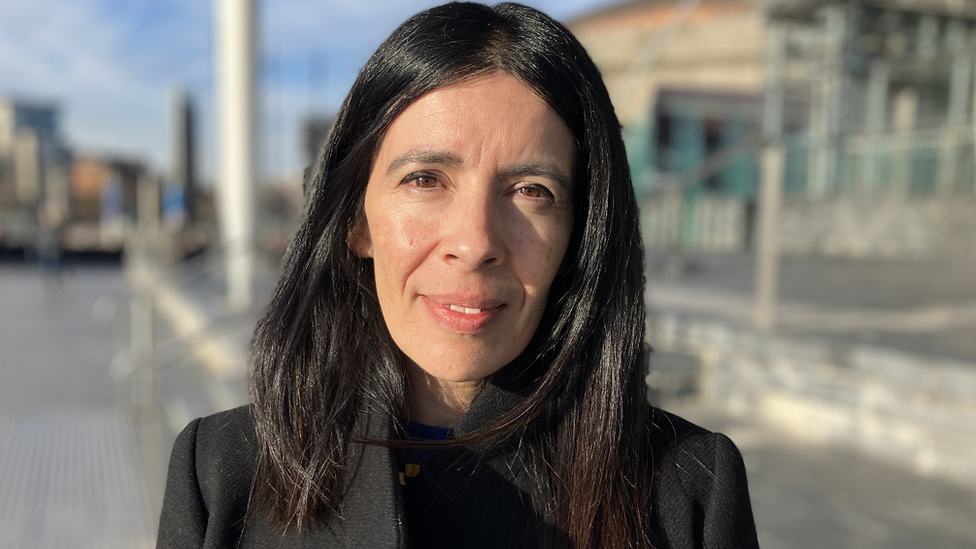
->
xmin=570 ymin=0 xmax=768 ymax=182
xmin=168 ymin=89 xmax=198 ymax=226
xmin=569 ymin=0 xmax=976 ymax=258
xmin=0 ymin=98 xmax=70 ymax=250
xmin=67 ymin=156 xmax=145 ymax=252
xmin=0 ymin=94 xmax=200 ymax=256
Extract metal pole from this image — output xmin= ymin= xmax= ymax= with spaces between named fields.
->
xmin=755 ymin=22 xmax=786 ymax=332
xmin=130 ymin=293 xmax=166 ymax=521
xmin=216 ymin=0 xmax=256 ymax=311
xmin=130 ymin=295 xmax=155 ymax=413
xmin=755 ymin=146 xmax=784 ymax=331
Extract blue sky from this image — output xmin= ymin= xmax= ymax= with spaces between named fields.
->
xmin=0 ymin=0 xmax=619 ymax=184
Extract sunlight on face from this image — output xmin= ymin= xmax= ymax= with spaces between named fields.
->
xmin=351 ymin=72 xmax=575 ymax=413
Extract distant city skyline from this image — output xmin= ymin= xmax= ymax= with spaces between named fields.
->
xmin=0 ymin=0 xmax=619 ymax=184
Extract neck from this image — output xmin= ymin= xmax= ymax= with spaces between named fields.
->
xmin=405 ymin=365 xmax=483 ymax=428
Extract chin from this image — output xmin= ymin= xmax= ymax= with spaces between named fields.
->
xmin=404 ymin=347 xmax=512 ymax=385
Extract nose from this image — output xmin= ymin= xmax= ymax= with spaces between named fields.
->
xmin=440 ymin=190 xmax=506 ymax=269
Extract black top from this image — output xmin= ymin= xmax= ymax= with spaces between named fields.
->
xmin=156 ymin=385 xmax=759 ymax=549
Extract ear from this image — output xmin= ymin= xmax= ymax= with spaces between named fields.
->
xmin=347 ymin=217 xmax=373 ymax=258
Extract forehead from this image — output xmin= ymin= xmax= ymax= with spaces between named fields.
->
xmin=372 ymin=72 xmax=575 ymax=172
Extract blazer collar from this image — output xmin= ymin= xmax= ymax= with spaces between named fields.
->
xmin=338 ymin=379 xmax=530 ymax=548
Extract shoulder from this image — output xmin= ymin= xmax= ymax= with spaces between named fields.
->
xmin=178 ymin=405 xmax=259 ymax=507
xmin=158 ymin=406 xmax=261 ymax=548
xmin=191 ymin=406 xmax=258 ymax=470
xmin=648 ymin=408 xmax=759 ymax=549
xmin=651 ymin=409 xmax=747 ymax=487
xmin=172 ymin=405 xmax=257 ymax=452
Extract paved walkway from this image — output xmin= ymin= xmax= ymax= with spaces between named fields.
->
xmin=647 ymin=252 xmax=976 ymax=361
xmin=0 ymin=262 xmax=156 ymax=549
xmin=672 ymin=403 xmax=976 ymax=549
xmin=647 ymin=251 xmax=976 ymax=548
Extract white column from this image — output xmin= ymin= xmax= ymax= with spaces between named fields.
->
xmin=861 ymin=60 xmax=889 ymax=194
xmin=971 ymin=43 xmax=976 ymax=196
xmin=807 ymin=4 xmax=846 ymax=198
xmin=949 ymin=52 xmax=973 ymax=125
xmin=939 ymin=52 xmax=973 ymax=194
xmin=865 ymin=61 xmax=889 ymax=132
xmin=216 ymin=0 xmax=257 ymax=311
xmin=891 ymin=86 xmax=917 ymax=194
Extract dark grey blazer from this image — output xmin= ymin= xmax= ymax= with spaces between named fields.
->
xmin=156 ymin=384 xmax=759 ymax=548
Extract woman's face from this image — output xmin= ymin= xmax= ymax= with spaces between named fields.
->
xmin=352 ymin=71 xmax=576 ymax=393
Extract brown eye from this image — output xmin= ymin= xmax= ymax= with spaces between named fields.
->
xmin=402 ymin=172 xmax=439 ymax=188
xmin=517 ymin=185 xmax=552 ymax=199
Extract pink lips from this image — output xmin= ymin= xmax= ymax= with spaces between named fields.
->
xmin=422 ymin=295 xmax=504 ymax=333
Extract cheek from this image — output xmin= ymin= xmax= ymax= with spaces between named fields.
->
xmin=513 ymin=215 xmax=572 ymax=291
xmin=372 ymin=212 xmax=439 ymax=285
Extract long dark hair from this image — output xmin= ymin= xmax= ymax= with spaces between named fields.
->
xmin=249 ymin=3 xmax=652 ymax=547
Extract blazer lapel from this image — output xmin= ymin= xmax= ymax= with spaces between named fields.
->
xmin=339 ymin=406 xmax=407 ymax=548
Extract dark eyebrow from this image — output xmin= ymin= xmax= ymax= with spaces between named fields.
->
xmin=385 ymin=150 xmax=572 ymax=192
xmin=499 ymin=162 xmax=572 ymax=193
xmin=386 ymin=149 xmax=464 ymax=174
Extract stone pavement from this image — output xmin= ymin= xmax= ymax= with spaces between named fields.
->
xmin=646 ymin=252 xmax=976 ymax=361
xmin=671 ymin=403 xmax=976 ymax=549
xmin=0 ymin=262 xmax=156 ymax=549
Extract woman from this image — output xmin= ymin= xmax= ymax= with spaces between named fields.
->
xmin=157 ymin=3 xmax=759 ymax=548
